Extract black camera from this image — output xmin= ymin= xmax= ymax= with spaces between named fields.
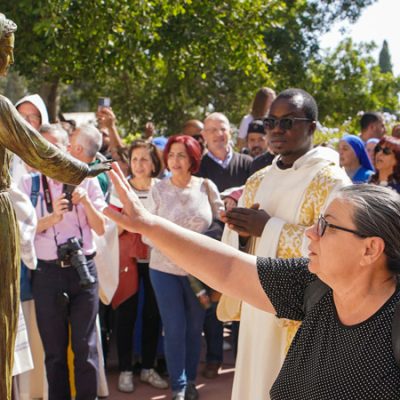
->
xmin=57 ymin=237 xmax=96 ymax=288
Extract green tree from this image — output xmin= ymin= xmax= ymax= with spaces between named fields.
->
xmin=305 ymin=38 xmax=400 ymax=140
xmin=262 ymin=0 xmax=377 ymax=88
xmin=99 ymin=1 xmax=277 ymax=133
xmin=379 ymin=39 xmax=393 ymax=74
xmin=0 ymin=71 xmax=27 ymax=104
xmin=3 ymin=0 xmax=274 ymax=128
xmin=1 ymin=0 xmax=379 ymax=132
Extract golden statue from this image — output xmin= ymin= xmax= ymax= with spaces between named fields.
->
xmin=0 ymin=13 xmax=110 ymax=399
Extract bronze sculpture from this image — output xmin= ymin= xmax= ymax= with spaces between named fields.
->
xmin=0 ymin=13 xmax=110 ymax=399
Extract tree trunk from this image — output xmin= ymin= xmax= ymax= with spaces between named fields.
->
xmin=39 ymin=80 xmax=60 ymax=123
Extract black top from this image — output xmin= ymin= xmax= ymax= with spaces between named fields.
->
xmin=249 ymin=152 xmax=275 ymax=176
xmin=196 ymin=151 xmax=252 ymax=192
xmin=257 ymin=257 xmax=400 ymax=400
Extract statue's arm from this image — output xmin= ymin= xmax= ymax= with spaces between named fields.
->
xmin=0 ymin=95 xmax=89 ymax=185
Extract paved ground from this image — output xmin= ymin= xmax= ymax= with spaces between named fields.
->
xmin=106 ymin=361 xmax=234 ymax=400
xmin=104 ymin=332 xmax=235 ymax=400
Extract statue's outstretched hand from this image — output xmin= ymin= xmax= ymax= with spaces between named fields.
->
xmin=87 ymin=160 xmax=113 ymax=177
xmin=103 ymin=162 xmax=151 ymax=233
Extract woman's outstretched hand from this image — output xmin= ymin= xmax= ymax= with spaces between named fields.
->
xmin=103 ymin=162 xmax=151 ymax=233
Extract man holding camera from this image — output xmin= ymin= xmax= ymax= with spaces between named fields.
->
xmin=19 ymin=124 xmax=107 ymax=400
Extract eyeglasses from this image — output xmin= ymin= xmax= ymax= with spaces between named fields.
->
xmin=317 ymin=214 xmax=366 ymax=238
xmin=374 ymin=145 xmax=392 ymax=155
xmin=263 ymin=117 xmax=313 ymax=131
xmin=19 ymin=113 xmax=41 ymax=124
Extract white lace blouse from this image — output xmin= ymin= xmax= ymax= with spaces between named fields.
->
xmin=145 ymin=176 xmax=224 ymax=276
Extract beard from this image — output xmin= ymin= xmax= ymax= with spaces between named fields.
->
xmin=250 ymin=146 xmax=264 ymax=157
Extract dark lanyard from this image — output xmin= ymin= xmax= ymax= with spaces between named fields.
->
xmin=41 ymin=174 xmax=53 ymax=213
xmin=41 ymin=175 xmax=84 ymax=247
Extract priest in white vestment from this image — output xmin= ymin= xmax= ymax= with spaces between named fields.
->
xmin=222 ymin=89 xmax=351 ymax=400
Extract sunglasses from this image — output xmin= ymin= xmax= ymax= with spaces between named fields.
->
xmin=263 ymin=117 xmax=313 ymax=131
xmin=374 ymin=145 xmax=392 ymax=155
xmin=317 ymin=215 xmax=366 ymax=238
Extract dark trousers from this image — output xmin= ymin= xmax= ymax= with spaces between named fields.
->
xmin=98 ymin=302 xmax=114 ymax=367
xmin=116 ymin=262 xmax=161 ymax=371
xmin=32 ymin=260 xmax=99 ymax=400
xmin=204 ymin=302 xmax=224 ymax=364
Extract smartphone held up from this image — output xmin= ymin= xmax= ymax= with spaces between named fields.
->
xmin=98 ymin=97 xmax=111 ymax=110
xmin=63 ymin=184 xmax=76 ymax=211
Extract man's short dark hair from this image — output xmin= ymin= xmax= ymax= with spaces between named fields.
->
xmin=360 ymin=112 xmax=382 ymax=131
xmin=273 ymin=88 xmax=318 ymax=121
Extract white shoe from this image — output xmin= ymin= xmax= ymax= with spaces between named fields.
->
xmin=118 ymin=371 xmax=134 ymax=392
xmin=140 ymin=368 xmax=169 ymax=389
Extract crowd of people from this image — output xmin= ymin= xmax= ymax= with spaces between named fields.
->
xmin=103 ymin=89 xmax=400 ymax=400
xmin=2 ymin=11 xmax=400 ymax=400
xmin=9 ymin=85 xmax=400 ymax=400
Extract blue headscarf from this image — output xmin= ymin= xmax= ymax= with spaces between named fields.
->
xmin=341 ymin=135 xmax=374 ymax=171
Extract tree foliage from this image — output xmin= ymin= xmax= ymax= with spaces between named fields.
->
xmin=1 ymin=0 xmax=384 ymax=133
xmin=306 ymin=39 xmax=400 ymax=133
xmin=379 ymin=39 xmax=393 ymax=74
xmin=0 ymin=71 xmax=27 ymax=104
xmin=261 ymin=0 xmax=377 ymax=88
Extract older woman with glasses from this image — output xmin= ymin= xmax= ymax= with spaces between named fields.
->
xmin=106 ymin=163 xmax=400 ymax=400
xmin=370 ymin=135 xmax=400 ymax=193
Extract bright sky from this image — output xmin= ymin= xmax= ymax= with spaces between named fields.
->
xmin=320 ymin=0 xmax=400 ymax=75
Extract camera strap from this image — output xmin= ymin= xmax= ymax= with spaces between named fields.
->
xmin=41 ymin=175 xmax=53 ymax=214
xmin=41 ymin=175 xmax=60 ymax=247
xmin=41 ymin=175 xmax=84 ymax=248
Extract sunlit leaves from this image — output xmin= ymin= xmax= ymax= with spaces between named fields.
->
xmin=2 ymin=0 xmax=381 ymax=132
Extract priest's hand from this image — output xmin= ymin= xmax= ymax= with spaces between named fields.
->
xmin=223 ymin=203 xmax=270 ymax=237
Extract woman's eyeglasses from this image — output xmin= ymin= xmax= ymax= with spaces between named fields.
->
xmin=263 ymin=117 xmax=313 ymax=131
xmin=374 ymin=145 xmax=392 ymax=155
xmin=317 ymin=215 xmax=366 ymax=238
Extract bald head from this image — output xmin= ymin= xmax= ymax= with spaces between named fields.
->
xmin=182 ymin=119 xmax=204 ymax=137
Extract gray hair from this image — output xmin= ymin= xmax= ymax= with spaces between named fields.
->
xmin=39 ymin=123 xmax=69 ymax=149
xmin=204 ymin=112 xmax=230 ymax=126
xmin=336 ymin=184 xmax=400 ymax=274
xmin=75 ymin=124 xmax=102 ymax=159
xmin=0 ymin=14 xmax=17 ymax=39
